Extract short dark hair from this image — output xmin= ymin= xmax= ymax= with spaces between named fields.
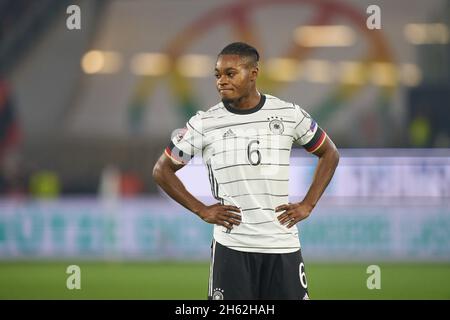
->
xmin=218 ymin=42 xmax=260 ymax=66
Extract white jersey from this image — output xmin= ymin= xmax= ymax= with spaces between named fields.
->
xmin=165 ymin=94 xmax=327 ymax=253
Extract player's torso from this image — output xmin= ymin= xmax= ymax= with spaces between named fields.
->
xmin=201 ymin=96 xmax=297 ymax=223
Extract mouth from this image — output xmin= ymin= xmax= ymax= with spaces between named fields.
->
xmin=219 ymin=88 xmax=233 ymax=92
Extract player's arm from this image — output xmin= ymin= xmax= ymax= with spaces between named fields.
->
xmin=276 ymin=135 xmax=339 ymax=228
xmin=303 ymin=135 xmax=339 ymax=209
xmin=152 ymin=152 xmax=241 ymax=230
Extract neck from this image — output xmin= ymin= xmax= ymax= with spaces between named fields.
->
xmin=228 ymin=90 xmax=261 ymax=110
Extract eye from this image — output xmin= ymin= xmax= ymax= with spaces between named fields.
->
xmin=227 ymin=72 xmax=235 ymax=77
xmin=215 ymin=73 xmax=220 ymax=79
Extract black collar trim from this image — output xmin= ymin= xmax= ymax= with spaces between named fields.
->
xmin=223 ymin=94 xmax=266 ymax=115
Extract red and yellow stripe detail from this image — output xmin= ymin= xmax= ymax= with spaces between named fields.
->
xmin=304 ymin=128 xmax=327 ymax=153
xmin=165 ymin=146 xmax=186 ymax=165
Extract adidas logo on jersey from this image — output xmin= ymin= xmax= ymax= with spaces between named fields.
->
xmin=223 ymin=128 xmax=236 ymax=138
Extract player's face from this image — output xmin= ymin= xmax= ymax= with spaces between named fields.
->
xmin=215 ymin=54 xmax=257 ymax=103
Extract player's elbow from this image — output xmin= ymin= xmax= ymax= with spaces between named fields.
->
xmin=330 ymin=147 xmax=340 ymax=168
xmin=152 ymin=160 xmax=164 ymax=185
xmin=322 ymin=142 xmax=339 ymax=169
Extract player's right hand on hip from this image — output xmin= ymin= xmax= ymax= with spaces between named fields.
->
xmin=198 ymin=203 xmax=241 ymax=230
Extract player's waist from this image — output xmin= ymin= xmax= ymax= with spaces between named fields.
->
xmin=214 ymin=230 xmax=300 ymax=254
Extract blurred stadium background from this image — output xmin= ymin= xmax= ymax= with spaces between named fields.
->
xmin=0 ymin=0 xmax=449 ymax=299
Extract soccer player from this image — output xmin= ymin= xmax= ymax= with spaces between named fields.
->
xmin=153 ymin=42 xmax=339 ymax=300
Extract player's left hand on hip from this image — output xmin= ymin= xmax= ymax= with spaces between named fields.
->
xmin=275 ymin=202 xmax=313 ymax=228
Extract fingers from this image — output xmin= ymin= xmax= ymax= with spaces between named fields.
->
xmin=225 ymin=212 xmax=241 ymax=225
xmin=222 ymin=205 xmax=241 ymax=213
xmin=277 ymin=211 xmax=292 ymax=225
xmin=228 ymin=213 xmax=242 ymax=222
xmin=221 ymin=205 xmax=241 ymax=228
xmin=286 ymin=219 xmax=298 ymax=229
xmin=275 ymin=204 xmax=289 ymax=212
xmin=277 ymin=209 xmax=299 ymax=228
xmin=278 ymin=210 xmax=310 ymax=228
xmin=219 ymin=219 xmax=238 ymax=231
xmin=218 ymin=210 xmax=241 ymax=229
xmin=277 ymin=203 xmax=304 ymax=228
xmin=221 ymin=220 xmax=234 ymax=230
xmin=220 ymin=206 xmax=241 ymax=222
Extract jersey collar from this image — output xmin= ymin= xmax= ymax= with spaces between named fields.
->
xmin=223 ymin=94 xmax=266 ymax=115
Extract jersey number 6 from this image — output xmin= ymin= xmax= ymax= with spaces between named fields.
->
xmin=247 ymin=140 xmax=261 ymax=166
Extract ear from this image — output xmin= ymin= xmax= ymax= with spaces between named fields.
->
xmin=250 ymin=66 xmax=259 ymax=81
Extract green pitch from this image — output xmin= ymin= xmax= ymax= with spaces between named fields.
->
xmin=0 ymin=262 xmax=449 ymax=299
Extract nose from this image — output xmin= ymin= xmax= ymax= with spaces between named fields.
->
xmin=217 ymin=75 xmax=227 ymax=87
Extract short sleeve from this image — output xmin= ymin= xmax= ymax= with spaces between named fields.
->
xmin=292 ymin=104 xmax=327 ymax=153
xmin=165 ymin=112 xmax=204 ymax=164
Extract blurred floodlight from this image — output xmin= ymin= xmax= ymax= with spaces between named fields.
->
xmin=82 ymin=51 xmax=103 ymax=73
xmin=266 ymin=58 xmax=301 ymax=81
xmin=177 ymin=54 xmax=214 ymax=77
xmin=304 ymin=60 xmax=333 ymax=83
xmin=81 ymin=50 xmax=122 ymax=74
xmin=404 ymin=23 xmax=449 ymax=44
xmin=338 ymin=61 xmax=367 ymax=85
xmin=370 ymin=62 xmax=398 ymax=86
xmin=400 ymin=64 xmax=422 ymax=87
xmin=130 ymin=53 xmax=170 ymax=76
xmin=294 ymin=25 xmax=355 ymax=47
